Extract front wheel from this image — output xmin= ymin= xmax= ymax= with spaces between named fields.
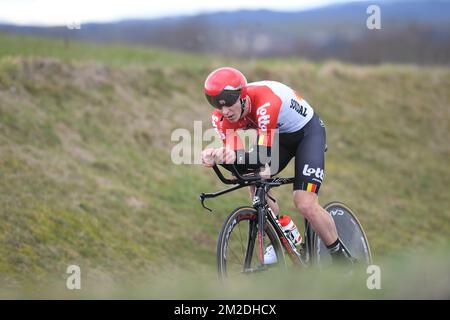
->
xmin=312 ymin=202 xmax=372 ymax=267
xmin=217 ymin=206 xmax=286 ymax=280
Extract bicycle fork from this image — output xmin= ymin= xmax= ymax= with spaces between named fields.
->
xmin=253 ymin=187 xmax=266 ymax=266
xmin=242 ymin=186 xmax=267 ymax=272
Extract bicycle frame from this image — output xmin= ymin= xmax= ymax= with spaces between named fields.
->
xmin=200 ymin=164 xmax=315 ymax=269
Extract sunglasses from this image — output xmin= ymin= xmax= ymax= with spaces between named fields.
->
xmin=206 ymin=89 xmax=242 ymax=109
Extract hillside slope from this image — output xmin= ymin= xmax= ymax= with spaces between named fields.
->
xmin=0 ymin=34 xmax=449 ymax=293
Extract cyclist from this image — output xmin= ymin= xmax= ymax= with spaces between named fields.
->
xmin=201 ymin=67 xmax=352 ymax=265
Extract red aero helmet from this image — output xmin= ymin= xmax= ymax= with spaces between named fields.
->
xmin=204 ymin=67 xmax=247 ymax=108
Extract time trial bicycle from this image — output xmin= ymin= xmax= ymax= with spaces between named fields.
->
xmin=199 ymin=164 xmax=372 ymax=280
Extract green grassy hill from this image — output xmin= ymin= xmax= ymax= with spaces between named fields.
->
xmin=0 ymin=33 xmax=449 ymax=298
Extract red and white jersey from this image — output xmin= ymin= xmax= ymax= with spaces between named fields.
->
xmin=211 ymin=81 xmax=314 ymax=150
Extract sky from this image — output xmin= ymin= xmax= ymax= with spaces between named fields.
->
xmin=0 ymin=0 xmax=368 ymax=26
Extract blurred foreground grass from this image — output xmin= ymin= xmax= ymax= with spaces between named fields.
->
xmin=1 ymin=244 xmax=449 ymax=299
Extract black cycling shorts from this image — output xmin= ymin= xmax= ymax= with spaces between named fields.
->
xmin=270 ymin=113 xmax=326 ymax=193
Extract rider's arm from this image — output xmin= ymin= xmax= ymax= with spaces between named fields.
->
xmin=233 ymin=94 xmax=281 ymax=172
xmin=213 ymin=119 xmax=271 ymax=172
xmin=211 ymin=113 xmax=253 ymax=172
xmin=211 ymin=96 xmax=280 ymax=173
xmin=233 ymin=143 xmax=271 ymax=169
xmin=220 ymin=130 xmax=278 ymax=174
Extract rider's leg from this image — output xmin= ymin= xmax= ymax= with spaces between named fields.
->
xmin=293 ymin=190 xmax=337 ymax=245
xmin=293 ymin=114 xmax=352 ymax=264
xmin=293 ymin=190 xmax=351 ymax=263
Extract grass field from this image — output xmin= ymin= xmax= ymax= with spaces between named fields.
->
xmin=0 ymin=32 xmax=449 ymax=298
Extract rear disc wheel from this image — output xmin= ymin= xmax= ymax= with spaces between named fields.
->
xmin=312 ymin=202 xmax=372 ymax=268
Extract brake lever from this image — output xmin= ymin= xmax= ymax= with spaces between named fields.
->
xmin=199 ymin=193 xmax=212 ymax=212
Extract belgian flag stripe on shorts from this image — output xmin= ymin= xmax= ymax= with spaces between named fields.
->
xmin=306 ymin=183 xmax=317 ymax=193
xmin=258 ymin=134 xmax=265 ymax=146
